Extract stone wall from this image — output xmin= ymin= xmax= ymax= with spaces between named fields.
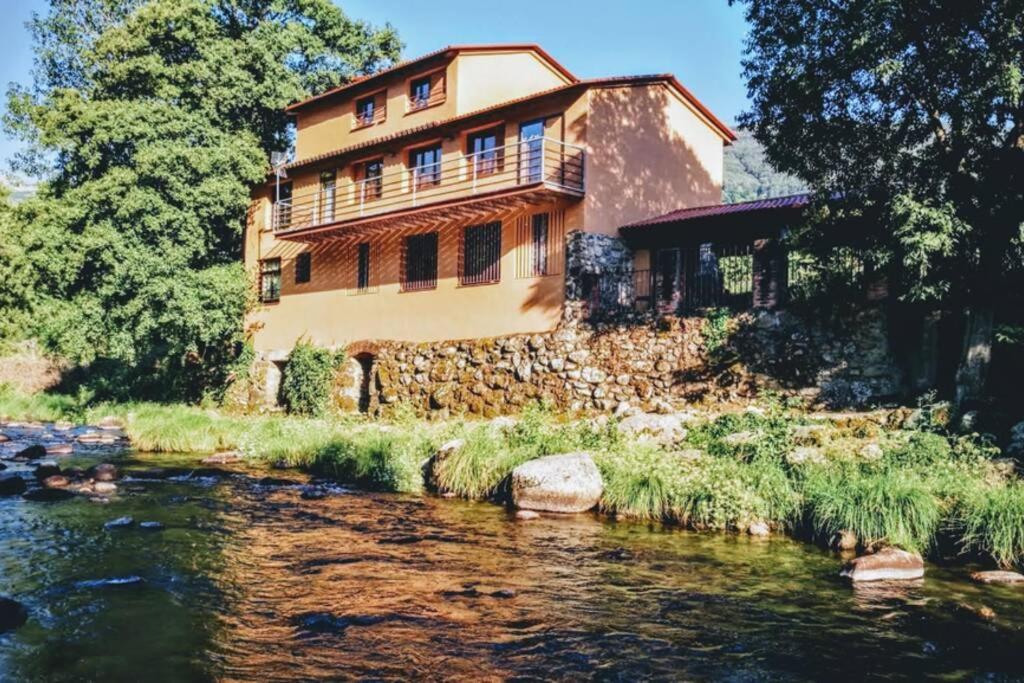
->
xmin=363 ymin=306 xmax=903 ymax=417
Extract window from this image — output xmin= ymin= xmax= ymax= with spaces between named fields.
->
xmin=357 ymin=242 xmax=371 ymax=292
xmin=530 ymin=213 xmax=549 ymax=276
xmin=460 ymin=222 xmax=502 ymax=286
xmin=409 ymin=76 xmax=431 ymax=109
xmin=357 ymin=158 xmax=383 ymax=200
xmin=295 ymin=252 xmax=311 ymax=284
xmin=273 ymin=181 xmax=293 ymax=230
xmin=319 ymin=171 xmax=335 ymax=224
xmin=467 ymin=126 xmax=504 ymax=177
xmin=355 ymin=95 xmax=375 ymax=126
xmin=402 ymin=232 xmax=438 ymax=291
xmin=409 ymin=144 xmax=442 ymax=187
xmin=260 ymin=258 xmax=281 ymax=302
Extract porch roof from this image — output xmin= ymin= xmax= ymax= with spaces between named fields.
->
xmin=620 ymin=193 xmax=811 ymax=232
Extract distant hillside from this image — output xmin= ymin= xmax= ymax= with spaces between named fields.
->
xmin=723 ymin=130 xmax=806 ymax=204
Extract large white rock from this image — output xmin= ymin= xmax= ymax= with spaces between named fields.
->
xmin=617 ymin=412 xmax=690 ymax=445
xmin=510 ymin=453 xmax=603 ymax=513
xmin=840 ymin=547 xmax=924 ymax=582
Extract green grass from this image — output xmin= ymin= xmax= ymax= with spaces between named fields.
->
xmin=4 ymin=385 xmax=1024 ymax=567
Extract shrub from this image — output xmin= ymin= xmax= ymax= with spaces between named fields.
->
xmin=702 ymin=307 xmax=733 ymax=355
xmin=801 ymin=464 xmax=942 ymax=552
xmin=957 ymin=483 xmax=1024 ymax=568
xmin=280 ymin=341 xmax=344 ymax=417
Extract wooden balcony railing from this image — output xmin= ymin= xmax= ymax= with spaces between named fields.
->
xmin=272 ymin=137 xmax=585 ymax=233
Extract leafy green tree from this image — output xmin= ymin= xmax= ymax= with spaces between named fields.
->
xmin=0 ymin=184 xmax=37 ymax=348
xmin=734 ymin=0 xmax=1024 ymax=408
xmin=723 ymin=129 xmax=806 ymax=203
xmin=5 ymin=0 xmax=400 ymax=400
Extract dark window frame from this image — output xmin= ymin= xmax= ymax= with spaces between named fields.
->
xmin=460 ymin=222 xmax=502 ymax=286
xmin=530 ymin=213 xmax=549 ymax=276
xmin=466 ymin=126 xmax=505 ymax=177
xmin=354 ymin=94 xmax=376 ymax=126
xmin=295 ymin=252 xmax=311 ymax=284
xmin=357 ymin=158 xmax=384 ymax=200
xmin=260 ymin=258 xmax=282 ymax=303
xmin=401 ymin=232 xmax=439 ymax=292
xmin=356 ymin=242 xmax=371 ymax=293
xmin=409 ymin=144 xmax=442 ymax=187
xmin=409 ymin=76 xmax=431 ymax=110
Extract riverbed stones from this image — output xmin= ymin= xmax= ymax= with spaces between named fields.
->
xmin=45 ymin=443 xmax=73 ymax=456
xmin=93 ymin=482 xmax=118 ymax=495
xmin=840 ymin=547 xmax=925 ymax=582
xmin=0 ymin=597 xmax=27 ymax=632
xmin=510 ymin=453 xmax=603 ymax=513
xmin=139 ymin=521 xmax=164 ymax=530
xmin=515 ymin=510 xmax=541 ymax=520
xmin=0 ymin=433 xmax=8 ymax=443
xmin=23 ymin=488 xmax=74 ymax=502
xmin=88 ymin=463 xmax=119 ymax=482
xmin=104 ymin=516 xmax=134 ymax=530
xmin=202 ymin=451 xmax=244 ymax=465
xmin=970 ymin=570 xmax=1024 ymax=585
xmin=0 ymin=476 xmax=27 ymax=496
xmin=42 ymin=475 xmax=70 ymax=489
xmin=15 ymin=445 xmax=47 ymax=460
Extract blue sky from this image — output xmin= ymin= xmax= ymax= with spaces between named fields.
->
xmin=0 ymin=0 xmax=750 ymax=177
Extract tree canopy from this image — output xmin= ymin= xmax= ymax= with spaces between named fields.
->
xmin=3 ymin=0 xmax=400 ymax=400
xmin=735 ymin=0 xmax=1024 ymax=406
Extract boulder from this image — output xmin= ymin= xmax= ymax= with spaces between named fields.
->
xmin=0 ymin=476 xmax=27 ymax=496
xmin=515 ymin=510 xmax=540 ymax=520
xmin=15 ymin=445 xmax=47 ymax=460
xmin=34 ymin=464 xmax=62 ymax=480
xmin=0 ymin=597 xmax=28 ymax=632
xmin=45 ymin=443 xmax=73 ymax=456
xmin=23 ymin=488 xmax=75 ymax=502
xmin=510 ymin=452 xmax=603 ymax=513
xmin=617 ymin=413 xmax=689 ymax=445
xmin=88 ymin=463 xmax=119 ymax=482
xmin=970 ymin=570 xmax=1024 ymax=585
xmin=840 ymin=547 xmax=924 ymax=582
xmin=747 ymin=520 xmax=771 ymax=537
xmin=139 ymin=521 xmax=164 ymax=531
xmin=0 ymin=433 xmax=9 ymax=443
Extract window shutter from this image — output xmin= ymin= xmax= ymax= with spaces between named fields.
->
xmin=374 ymin=91 xmax=387 ymax=122
xmin=429 ymin=71 xmax=446 ymax=102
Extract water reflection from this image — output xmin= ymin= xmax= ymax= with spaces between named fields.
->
xmin=2 ymin=434 xmax=1024 ymax=680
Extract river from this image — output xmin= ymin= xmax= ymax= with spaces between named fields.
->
xmin=2 ymin=421 xmax=1024 ymax=681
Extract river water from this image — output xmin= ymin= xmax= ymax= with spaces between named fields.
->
xmin=3 ymin=423 xmax=1024 ymax=681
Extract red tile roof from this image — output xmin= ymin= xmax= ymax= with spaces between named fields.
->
xmin=620 ymin=193 xmax=812 ymax=231
xmin=285 ymin=44 xmax=578 ymax=113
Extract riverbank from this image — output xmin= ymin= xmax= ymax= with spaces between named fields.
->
xmin=2 ymin=385 xmax=1023 ymax=569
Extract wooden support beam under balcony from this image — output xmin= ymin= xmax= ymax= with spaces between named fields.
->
xmin=272 ymin=137 xmax=584 ymax=243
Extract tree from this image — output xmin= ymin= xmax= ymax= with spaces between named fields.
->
xmin=4 ymin=0 xmax=400 ymax=400
xmin=734 ymin=0 xmax=1024 ymax=409
xmin=723 ymin=129 xmax=806 ymax=203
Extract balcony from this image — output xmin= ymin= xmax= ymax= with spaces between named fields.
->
xmin=272 ymin=137 xmax=584 ymax=241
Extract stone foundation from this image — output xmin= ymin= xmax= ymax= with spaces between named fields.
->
xmin=359 ymin=306 xmax=902 ymax=417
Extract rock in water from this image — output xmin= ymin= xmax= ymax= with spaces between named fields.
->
xmin=747 ymin=521 xmax=771 ymax=537
xmin=840 ymin=547 xmax=924 ymax=582
xmin=15 ymin=445 xmax=47 ymax=460
xmin=515 ymin=510 xmax=540 ymax=521
xmin=23 ymin=488 xmax=75 ymax=502
xmin=104 ymin=516 xmax=134 ymax=530
xmin=510 ymin=453 xmax=603 ymax=513
xmin=970 ymin=570 xmax=1024 ymax=585
xmin=88 ymin=463 xmax=119 ymax=482
xmin=43 ymin=475 xmax=70 ymax=489
xmin=139 ymin=521 xmax=164 ymax=531
xmin=45 ymin=443 xmax=73 ymax=455
xmin=0 ymin=476 xmax=27 ymax=496
xmin=0 ymin=597 xmax=28 ymax=632
xmin=201 ymin=451 xmax=243 ymax=465
xmin=93 ymin=482 xmax=118 ymax=495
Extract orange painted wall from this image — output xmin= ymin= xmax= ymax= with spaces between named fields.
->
xmin=247 ymin=203 xmax=574 ymax=353
xmin=580 ymin=83 xmax=725 ymax=235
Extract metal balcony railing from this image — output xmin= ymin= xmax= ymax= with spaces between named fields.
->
xmin=272 ymin=137 xmax=585 ymax=232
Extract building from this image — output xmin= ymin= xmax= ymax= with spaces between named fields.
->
xmin=244 ymin=44 xmax=736 ymax=388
